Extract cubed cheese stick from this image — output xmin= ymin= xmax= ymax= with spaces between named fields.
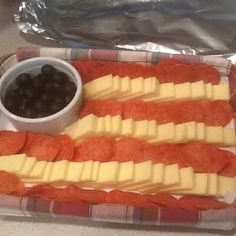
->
xmin=96 ymin=161 xmax=119 ymax=188
xmin=120 ymin=161 xmax=153 ymax=189
xmin=97 ymin=76 xmax=121 ymax=100
xmin=160 ymin=167 xmax=194 ymax=192
xmin=71 ymin=114 xmax=98 ymax=144
xmin=0 ymin=154 xmax=26 ymax=174
xmin=116 ymin=161 xmax=135 ymax=186
xmin=141 ymin=164 xmax=179 ymax=193
xmin=50 ymin=160 xmax=69 ymax=183
xmin=119 ymin=77 xmax=144 ymax=101
xmin=135 ymin=163 xmax=165 ymax=193
xmin=144 ymin=83 xmax=175 ymax=102
xmin=174 ymin=173 xmax=208 ymax=196
xmin=17 ymin=157 xmax=37 ymax=177
xmin=83 ymin=75 xmax=113 ymax=99
xmin=212 ymin=83 xmax=230 ymax=101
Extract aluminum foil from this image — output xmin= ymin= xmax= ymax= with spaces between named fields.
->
xmin=15 ymin=0 xmax=236 ymax=55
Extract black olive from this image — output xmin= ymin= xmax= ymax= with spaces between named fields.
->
xmin=40 ymin=92 xmax=53 ymax=101
xmin=23 ymin=109 xmax=36 ymax=118
xmin=16 ymin=73 xmax=31 ymax=86
xmin=50 ymin=103 xmax=64 ymax=113
xmin=22 ymin=87 xmax=38 ymax=99
xmin=64 ymin=81 xmax=76 ymax=95
xmin=18 ymin=99 xmax=29 ymax=113
xmin=34 ymin=100 xmax=46 ymax=112
xmin=41 ymin=64 xmax=56 ymax=76
xmin=53 ymin=71 xmax=68 ymax=84
xmin=54 ymin=96 xmax=64 ymax=104
xmin=44 ymin=81 xmax=53 ymax=90
xmin=32 ymin=75 xmax=44 ymax=90
xmin=51 ymin=82 xmax=63 ymax=92
xmin=6 ymin=88 xmax=19 ymax=98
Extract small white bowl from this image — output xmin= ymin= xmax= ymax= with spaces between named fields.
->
xmin=0 ymin=57 xmax=82 ymax=134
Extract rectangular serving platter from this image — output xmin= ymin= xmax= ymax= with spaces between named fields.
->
xmin=0 ymin=48 xmax=236 ymax=230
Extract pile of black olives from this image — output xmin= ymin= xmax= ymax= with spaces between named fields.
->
xmin=4 ymin=64 xmax=76 ymax=118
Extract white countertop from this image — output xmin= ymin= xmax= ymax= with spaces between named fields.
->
xmin=0 ymin=1 xmax=235 ymax=235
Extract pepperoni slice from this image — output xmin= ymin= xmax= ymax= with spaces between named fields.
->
xmin=201 ymin=100 xmax=233 ymax=126
xmin=144 ymin=143 xmax=185 ymax=167
xmin=72 ymin=60 xmax=105 ymax=84
xmin=55 ymin=135 xmax=74 ymax=161
xmin=79 ymin=136 xmax=114 ymax=162
xmin=177 ymin=197 xmax=196 ymax=210
xmin=92 ymin=64 xmax=120 ymax=79
xmin=123 ymin=100 xmax=151 ymax=121
xmin=73 ymin=147 xmax=82 ymax=162
xmin=127 ymin=64 xmax=147 ymax=79
xmin=219 ymin=152 xmax=236 ymax=177
xmin=152 ymin=66 xmax=167 ymax=82
xmin=165 ymin=64 xmax=194 ymax=83
xmin=80 ymin=100 xmax=123 ymax=118
xmin=106 ymin=190 xmax=155 ymax=208
xmin=112 ymin=137 xmax=145 ymax=162
xmin=24 ymin=132 xmax=39 ymax=154
xmin=23 ymin=184 xmax=59 ymax=200
xmin=0 ymin=171 xmax=24 ymax=194
xmin=207 ymin=148 xmax=231 ymax=173
xmin=172 ymin=101 xmax=204 ymax=124
xmin=66 ymin=186 xmax=106 ymax=203
xmin=0 ymin=131 xmax=26 ymax=155
xmin=71 ymin=61 xmax=89 ymax=84
xmin=181 ymin=142 xmax=212 ymax=172
xmin=117 ymin=63 xmax=143 ymax=79
xmin=191 ymin=63 xmax=221 ymax=84
xmin=25 ymin=135 xmax=60 ymax=161
xmin=146 ymin=193 xmax=179 ymax=208
xmin=180 ymin=196 xmax=229 ymax=210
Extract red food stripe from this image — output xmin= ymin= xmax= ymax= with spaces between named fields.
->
xmin=123 ymin=100 xmax=232 ymax=126
xmin=72 ymin=59 xmax=220 ymax=85
xmin=80 ymin=100 xmax=232 ymax=127
xmin=25 ymin=133 xmax=61 ymax=161
xmin=0 ymin=131 xmax=26 ymax=156
xmin=54 ymin=134 xmax=74 ymax=161
xmin=19 ymin=185 xmax=228 ymax=210
xmin=76 ymin=136 xmax=233 ymax=175
xmin=0 ymin=130 xmax=232 ymax=175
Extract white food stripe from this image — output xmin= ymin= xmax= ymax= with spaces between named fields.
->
xmin=83 ymin=75 xmax=230 ymax=102
xmin=0 ymin=155 xmax=235 ymax=198
xmin=65 ymin=114 xmax=236 ymax=147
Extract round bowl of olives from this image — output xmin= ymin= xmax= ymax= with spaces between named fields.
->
xmin=0 ymin=57 xmax=82 ymax=134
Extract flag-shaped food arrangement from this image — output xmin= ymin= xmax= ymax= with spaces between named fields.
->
xmin=0 ymin=58 xmax=235 ymax=210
